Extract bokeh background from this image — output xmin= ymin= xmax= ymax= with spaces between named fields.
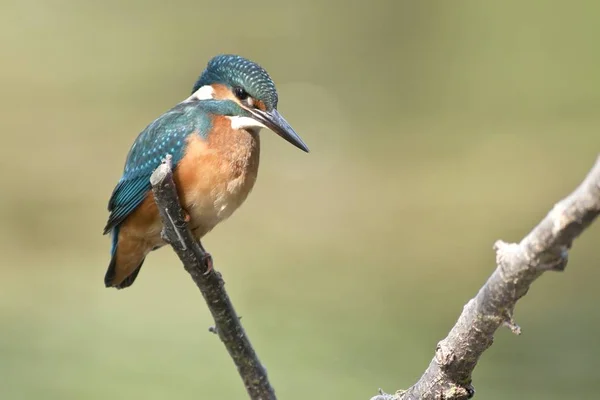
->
xmin=1 ymin=1 xmax=600 ymax=399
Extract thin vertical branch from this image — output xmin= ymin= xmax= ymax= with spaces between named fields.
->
xmin=150 ymin=155 xmax=276 ymax=400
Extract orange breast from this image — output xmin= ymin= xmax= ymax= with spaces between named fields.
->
xmin=174 ymin=116 xmax=261 ymax=238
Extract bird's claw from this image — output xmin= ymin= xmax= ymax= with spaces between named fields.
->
xmin=202 ymin=252 xmax=214 ymax=275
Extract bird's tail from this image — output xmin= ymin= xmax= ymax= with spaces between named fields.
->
xmin=104 ymin=227 xmax=146 ymax=289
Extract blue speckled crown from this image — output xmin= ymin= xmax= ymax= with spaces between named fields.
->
xmin=193 ymin=54 xmax=279 ymax=110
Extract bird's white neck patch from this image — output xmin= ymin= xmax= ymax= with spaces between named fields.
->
xmin=227 ymin=116 xmax=266 ymax=130
xmin=184 ymin=85 xmax=215 ymax=102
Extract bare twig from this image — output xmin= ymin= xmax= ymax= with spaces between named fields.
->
xmin=150 ymin=155 xmax=276 ymax=400
xmin=374 ymin=155 xmax=600 ymax=400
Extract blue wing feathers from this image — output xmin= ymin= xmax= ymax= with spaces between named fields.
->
xmin=110 ymin=225 xmax=120 ymax=255
xmin=103 ymin=102 xmax=209 ymax=235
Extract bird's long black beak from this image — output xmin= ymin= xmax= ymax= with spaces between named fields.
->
xmin=248 ymin=108 xmax=309 ymax=153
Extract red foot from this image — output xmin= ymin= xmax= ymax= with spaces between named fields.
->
xmin=184 ymin=211 xmax=191 ymax=223
xmin=203 ymin=252 xmax=214 ymax=275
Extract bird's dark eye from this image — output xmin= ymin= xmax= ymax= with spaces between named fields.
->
xmin=233 ymin=87 xmax=249 ymax=101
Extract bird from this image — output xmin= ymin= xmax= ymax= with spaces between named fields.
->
xmin=103 ymin=54 xmax=309 ymax=289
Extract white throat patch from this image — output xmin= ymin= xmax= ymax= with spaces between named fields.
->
xmin=227 ymin=116 xmax=266 ymax=130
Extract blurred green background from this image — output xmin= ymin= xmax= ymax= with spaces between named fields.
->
xmin=1 ymin=1 xmax=600 ymax=399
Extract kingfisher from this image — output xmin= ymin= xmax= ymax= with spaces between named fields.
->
xmin=103 ymin=54 xmax=309 ymax=289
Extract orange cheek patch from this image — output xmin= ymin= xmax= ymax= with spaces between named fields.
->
xmin=211 ymin=84 xmax=266 ymax=111
xmin=211 ymin=84 xmax=236 ymax=101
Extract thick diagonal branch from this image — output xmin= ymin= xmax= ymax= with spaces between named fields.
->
xmin=374 ymin=156 xmax=600 ymax=400
xmin=150 ymin=156 xmax=276 ymax=400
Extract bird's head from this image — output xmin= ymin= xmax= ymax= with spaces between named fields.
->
xmin=189 ymin=54 xmax=309 ymax=153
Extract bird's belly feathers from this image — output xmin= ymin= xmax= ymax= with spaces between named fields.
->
xmin=175 ymin=125 xmax=260 ymax=238
xmin=184 ymin=168 xmax=256 ymax=235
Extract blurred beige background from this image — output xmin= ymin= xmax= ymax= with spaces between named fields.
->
xmin=1 ymin=1 xmax=600 ymax=399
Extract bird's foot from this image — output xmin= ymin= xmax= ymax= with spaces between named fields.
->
xmin=202 ymin=252 xmax=214 ymax=275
